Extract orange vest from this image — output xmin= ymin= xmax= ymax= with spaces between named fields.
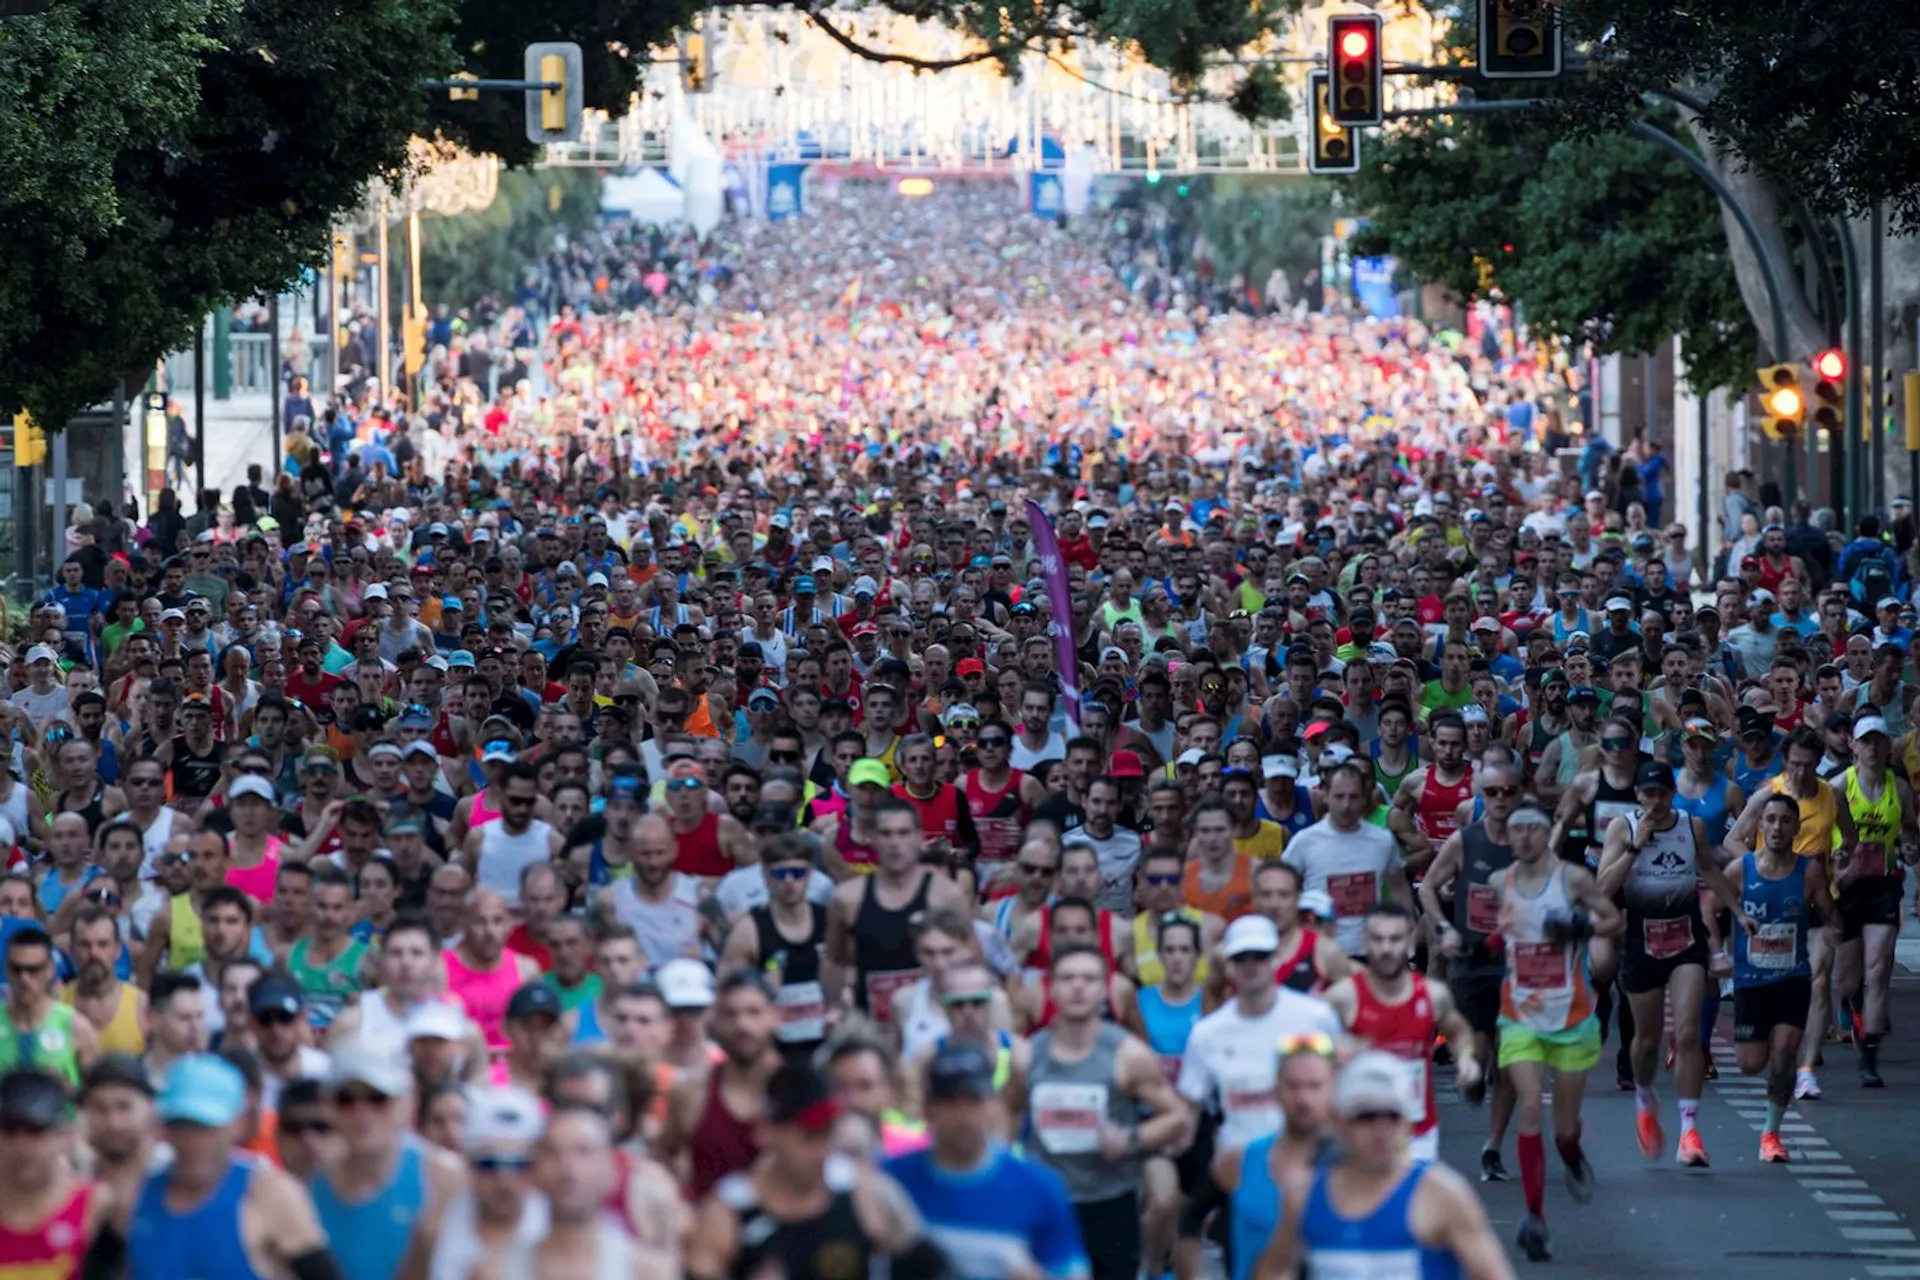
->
xmin=1183 ymin=854 xmax=1255 ymax=922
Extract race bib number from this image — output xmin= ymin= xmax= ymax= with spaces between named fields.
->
xmin=775 ymin=980 xmax=827 ymax=1042
xmin=1309 ymin=1250 xmax=1422 ymax=1280
xmin=1466 ymin=884 xmax=1500 ymax=934
xmin=1327 ymin=871 xmax=1379 ymax=918
xmin=1748 ymin=922 xmax=1798 ymax=970
xmin=1031 ymin=1082 xmax=1108 ymax=1155
xmin=1220 ymin=1066 xmax=1280 ymax=1122
xmin=1643 ymin=916 xmax=1694 ymax=961
xmin=1850 ymin=842 xmax=1891 ymax=879
xmin=1513 ymin=941 xmax=1568 ymax=990
xmin=863 ymin=967 xmax=924 ymax=1026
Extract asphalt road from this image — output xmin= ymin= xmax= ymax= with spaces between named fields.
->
xmin=1443 ymin=968 xmax=1920 ymax=1278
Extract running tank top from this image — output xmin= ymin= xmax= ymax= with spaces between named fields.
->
xmin=1735 ymin=853 xmax=1813 ymax=986
xmin=0 ymin=1003 xmax=81 ymax=1086
xmin=167 ymin=895 xmax=205 ymax=972
xmin=467 ymin=788 xmax=504 ymax=829
xmin=0 ymin=1180 xmax=91 ymax=1276
xmin=894 ymin=782 xmax=964 ymax=843
xmin=1026 ymin=1022 xmax=1141 ymax=1203
xmin=64 ymin=981 xmax=145 ymax=1055
xmin=1766 ymin=775 xmax=1839 ymax=859
xmin=753 ymin=905 xmax=828 ymax=1058
xmin=427 ymin=1193 xmax=547 ymax=1280
xmin=129 ymin=1156 xmax=263 ymax=1280
xmin=1182 ymin=855 xmax=1254 ymax=922
xmin=1229 ymin=1136 xmax=1283 ymax=1280
xmin=1273 ymin=928 xmax=1325 ymax=994
xmin=688 ymin=1070 xmax=761 ymax=1201
xmin=1300 ymin=1161 xmax=1461 ymax=1280
xmin=897 ymin=979 xmax=951 ymax=1063
xmin=477 ymin=820 xmax=554 ymax=906
xmin=1348 ymin=973 xmax=1440 ymax=1137
xmin=1732 ymin=749 xmax=1784 ymax=796
xmin=56 ymin=785 xmax=108 ymax=834
xmin=443 ymin=947 xmax=525 ymax=1053
xmin=850 ymin=872 xmax=932 ymax=1024
xmin=674 ymin=812 xmax=731 ymax=878
xmin=310 ymin=1139 xmax=427 ymax=1280
xmin=1369 ymin=747 xmax=1419 ymax=802
xmin=716 ymin=1155 xmax=877 ymax=1280
xmin=964 ymin=769 xmax=1030 ymax=867
xmin=223 ymin=837 xmax=284 ymax=906
xmin=1577 ymin=769 xmax=1640 ymax=869
xmin=1842 ymin=766 xmax=1904 ymax=880
xmin=1414 ymin=766 xmax=1474 ymax=851
xmin=287 ymin=937 xmax=369 ymax=1031
xmin=1138 ymin=985 xmax=1203 ymax=1084
xmin=1498 ymin=862 xmax=1595 ymax=1032
xmin=497 ymin=1222 xmax=641 ymax=1280
xmin=1620 ymin=809 xmax=1703 ymax=927
xmin=1452 ymin=824 xmax=1514 ymax=971
xmin=1674 ymin=774 xmax=1733 ymax=848
xmin=834 ymin=813 xmax=879 ymax=874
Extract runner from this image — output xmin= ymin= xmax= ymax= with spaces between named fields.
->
xmin=718 ymin=833 xmax=830 ymax=1066
xmin=0 ymin=1068 xmax=103 ymax=1276
xmin=825 ymin=798 xmax=969 ymax=1027
xmin=1494 ymin=799 xmax=1621 ymax=1262
xmin=1281 ymin=762 xmax=1410 ymax=957
xmin=1212 ymin=1035 xmax=1338 ymax=1280
xmin=1827 ymin=714 xmax=1914 ymax=1088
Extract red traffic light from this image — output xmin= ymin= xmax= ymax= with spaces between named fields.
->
xmin=1340 ymin=28 xmax=1372 ymax=59
xmin=1813 ymin=348 xmax=1846 ymax=380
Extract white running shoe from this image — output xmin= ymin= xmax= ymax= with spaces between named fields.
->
xmin=1794 ymin=1072 xmax=1822 ymax=1101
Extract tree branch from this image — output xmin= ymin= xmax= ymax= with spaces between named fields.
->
xmin=801 ymin=6 xmax=1016 ymax=71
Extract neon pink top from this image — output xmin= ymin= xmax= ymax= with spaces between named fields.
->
xmin=469 ymin=788 xmax=504 ymax=829
xmin=443 ymin=945 xmax=524 ymax=1052
xmin=225 ymin=836 xmax=284 ymax=905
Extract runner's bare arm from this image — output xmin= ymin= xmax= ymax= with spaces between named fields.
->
xmin=1417 ymin=1163 xmax=1517 ymax=1280
xmin=1724 ymin=784 xmax=1772 ymax=857
xmin=1545 ymin=774 xmax=1591 ymax=854
xmin=718 ymin=914 xmax=760 ymax=973
xmin=1593 ymin=815 xmax=1635 ymax=898
xmin=1420 ymin=833 xmax=1464 ymax=933
xmin=1691 ymin=816 xmax=1755 ymax=932
xmin=1564 ymin=865 xmax=1624 ymax=938
xmin=1120 ymin=1035 xmax=1189 ymax=1153
xmin=821 ymin=881 xmax=856 ymax=1011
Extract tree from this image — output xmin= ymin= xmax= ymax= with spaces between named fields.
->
xmin=417 ymin=168 xmax=602 ymax=308
xmin=1146 ymin=178 xmax=1335 ymax=292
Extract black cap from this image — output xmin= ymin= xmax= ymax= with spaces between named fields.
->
xmin=766 ymin=1064 xmax=841 ymax=1129
xmin=1634 ymin=760 xmax=1676 ymax=792
xmin=248 ymin=974 xmax=304 ymax=1019
xmin=350 ymin=705 xmax=388 ymax=733
xmin=927 ymin=1044 xmax=996 ymax=1101
xmin=737 ymin=640 xmax=764 ymax=659
xmin=78 ymin=1053 xmax=155 ymax=1102
xmin=0 ymin=1069 xmax=73 ymax=1127
xmin=506 ymin=983 xmax=563 ymax=1021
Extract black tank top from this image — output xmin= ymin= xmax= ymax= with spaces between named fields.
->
xmin=169 ymin=738 xmax=223 ymax=801
xmin=851 ymin=871 xmax=932 ymax=1015
xmin=721 ymin=1157 xmax=877 ymax=1280
xmin=1577 ymin=768 xmax=1640 ymax=868
xmin=753 ymin=903 xmax=829 ymax=1060
xmin=1454 ymin=823 xmax=1515 ymax=970
xmin=57 ymin=784 xmax=108 ymax=836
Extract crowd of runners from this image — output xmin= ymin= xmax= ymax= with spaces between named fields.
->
xmin=0 ymin=180 xmax=1912 ymax=1279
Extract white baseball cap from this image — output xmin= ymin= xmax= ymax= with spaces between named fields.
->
xmin=657 ymin=958 xmax=716 ymax=1010
xmin=462 ymin=1084 xmax=544 ymax=1148
xmin=227 ymin=776 xmax=275 ymax=804
xmin=1336 ymin=1050 xmax=1416 ymax=1119
xmin=1222 ymin=915 xmax=1282 ymax=957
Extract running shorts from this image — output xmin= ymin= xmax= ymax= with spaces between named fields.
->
xmin=1732 ymin=976 xmax=1813 ymax=1044
xmin=1497 ymin=1016 xmax=1602 ymax=1072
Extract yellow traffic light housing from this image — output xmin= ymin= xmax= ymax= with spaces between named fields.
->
xmin=1306 ymin=71 xmax=1359 ymax=176
xmin=403 ymin=309 xmax=428 ymax=376
xmin=1758 ymin=364 xmax=1806 ymax=442
xmin=13 ymin=412 xmax=45 ymax=468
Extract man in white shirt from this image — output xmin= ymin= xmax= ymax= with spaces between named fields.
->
xmin=1282 ymin=760 xmax=1411 ymax=957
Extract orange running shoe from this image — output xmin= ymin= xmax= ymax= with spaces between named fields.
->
xmin=1636 ymin=1107 xmax=1665 ymax=1159
xmin=1760 ymin=1133 xmax=1790 ymax=1164
xmin=1677 ymin=1130 xmax=1709 ymax=1168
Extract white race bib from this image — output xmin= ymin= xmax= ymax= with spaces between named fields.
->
xmin=1031 ymin=1082 xmax=1108 ymax=1155
xmin=1309 ymin=1250 xmax=1422 ymax=1280
xmin=1748 ymin=922 xmax=1798 ymax=970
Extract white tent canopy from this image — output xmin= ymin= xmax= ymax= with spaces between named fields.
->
xmin=600 ymin=169 xmax=685 ymax=224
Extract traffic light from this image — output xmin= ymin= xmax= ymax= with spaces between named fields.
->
xmin=447 ymin=72 xmax=479 ymax=102
xmin=1306 ymin=71 xmax=1359 ymax=175
xmin=1861 ymin=366 xmax=1895 ymax=440
xmin=1905 ymin=371 xmax=1920 ymax=452
xmin=1479 ymin=0 xmax=1562 ymax=78
xmin=681 ymin=30 xmax=711 ymax=94
xmin=1757 ymin=364 xmax=1806 ymax=442
xmin=1327 ymin=12 xmax=1384 ymax=127
xmin=1810 ymin=348 xmax=1845 ymax=437
xmin=523 ymin=42 xmax=583 ymax=144
xmin=402 ymin=309 xmax=428 ymax=376
xmin=13 ymin=412 xmax=45 ymax=468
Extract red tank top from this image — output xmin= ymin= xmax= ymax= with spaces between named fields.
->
xmin=673 ymin=812 xmax=730 ymax=878
xmin=687 ymin=1069 xmax=760 ymax=1201
xmin=430 ymin=712 xmax=459 ymax=759
xmin=1348 ymin=971 xmax=1440 ymax=1136
xmin=1030 ymin=906 xmax=1118 ymax=975
xmin=1755 ymin=555 xmax=1791 ymax=594
xmin=963 ymin=769 xmax=1029 ymax=865
xmin=1416 ymin=765 xmax=1474 ymax=850
xmin=1273 ymin=928 xmax=1325 ymax=994
xmin=0 ymin=1180 xmax=91 ymax=1274
xmin=835 ymin=814 xmax=878 ymax=874
xmin=894 ymin=782 xmax=962 ymax=843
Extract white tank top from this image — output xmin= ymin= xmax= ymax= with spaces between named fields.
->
xmin=898 ymin=978 xmax=951 ymax=1061
xmin=1498 ymin=862 xmax=1594 ymax=1033
xmin=608 ymin=876 xmax=705 ymax=968
xmin=428 ymin=1192 xmax=549 ymax=1280
xmin=478 ymin=820 xmax=554 ymax=907
xmin=498 ymin=1219 xmax=640 ymax=1280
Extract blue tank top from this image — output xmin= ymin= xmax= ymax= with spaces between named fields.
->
xmin=310 ymin=1139 xmax=427 ymax=1280
xmin=1230 ymin=1135 xmax=1282 ymax=1280
xmin=1301 ymin=1161 xmax=1460 ymax=1280
xmin=1734 ymin=853 xmax=1813 ymax=987
xmin=1674 ymin=774 xmax=1733 ymax=848
xmin=573 ymin=996 xmax=606 ymax=1046
xmin=130 ymin=1156 xmax=264 ymax=1280
xmin=1732 ymin=751 xmax=1784 ymax=797
xmin=1552 ymin=610 xmax=1592 ymax=645
xmin=1138 ymin=986 xmax=1202 ymax=1062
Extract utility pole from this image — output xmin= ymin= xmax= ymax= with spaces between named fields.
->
xmin=376 ymin=195 xmax=392 ymax=397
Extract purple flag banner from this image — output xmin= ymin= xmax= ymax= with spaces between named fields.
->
xmin=1024 ymin=499 xmax=1081 ymax=729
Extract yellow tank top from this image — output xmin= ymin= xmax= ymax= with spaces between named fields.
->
xmin=62 ymin=981 xmax=145 ymax=1055
xmin=1767 ymin=775 xmax=1838 ymax=858
xmin=1132 ymin=908 xmax=1210 ymax=988
xmin=1233 ymin=821 xmax=1288 ymax=862
xmin=1843 ymin=766 xmax=1905 ymax=879
xmin=168 ymin=893 xmax=205 ymax=972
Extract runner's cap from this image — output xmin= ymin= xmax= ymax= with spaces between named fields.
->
xmin=78 ymin=1053 xmax=154 ymax=1102
xmin=657 ymin=958 xmax=716 ymax=1010
xmin=847 ymin=759 xmax=891 ymax=789
xmin=767 ymin=1065 xmax=842 ymax=1130
xmin=158 ymin=1055 xmax=247 ymax=1127
xmin=329 ymin=1038 xmax=410 ymax=1098
xmin=927 ymin=1044 xmax=996 ymax=1100
xmin=463 ymin=1085 xmax=544 ymax=1148
xmin=1604 ymin=597 xmax=1633 ymax=613
xmin=1854 ymin=716 xmax=1891 ymax=740
xmin=1682 ymin=718 xmax=1717 ymax=741
xmin=1222 ymin=915 xmax=1282 ymax=958
xmin=1297 ymin=889 xmax=1335 ymax=920
xmin=1634 ymin=761 xmax=1676 ymax=791
xmin=228 ymin=776 xmax=275 ymax=803
xmin=1262 ymin=755 xmax=1299 ymax=780
xmin=1336 ymin=1051 xmax=1416 ymax=1119
xmin=0 ymin=1068 xmax=73 ymax=1128
xmin=404 ymin=1002 xmax=467 ymax=1043
xmin=248 ymin=974 xmax=304 ymax=1019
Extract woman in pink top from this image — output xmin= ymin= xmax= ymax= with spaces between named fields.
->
xmin=443 ymin=888 xmax=539 ymax=1053
xmin=222 ymin=776 xmax=285 ymax=904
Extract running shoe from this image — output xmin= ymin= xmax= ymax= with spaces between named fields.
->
xmin=1677 ymin=1130 xmax=1709 ymax=1168
xmin=1480 ymin=1148 xmax=1510 ymax=1182
xmin=1704 ymin=1057 xmax=1719 ymax=1082
xmin=1795 ymin=1072 xmax=1823 ymax=1101
xmin=1759 ymin=1133 xmax=1790 ymax=1164
xmin=1635 ymin=1107 xmax=1665 ymax=1159
xmin=1861 ymin=1065 xmax=1886 ymax=1089
xmin=1564 ymin=1146 xmax=1596 ymax=1204
xmin=1517 ymin=1214 xmax=1552 ymax=1263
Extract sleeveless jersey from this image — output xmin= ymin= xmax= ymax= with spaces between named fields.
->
xmin=1228 ymin=1136 xmax=1283 ymax=1280
xmin=1133 ymin=908 xmax=1209 ymax=988
xmin=1498 ymin=863 xmax=1596 ymax=1033
xmin=1735 ymin=853 xmax=1813 ymax=988
xmin=287 ymin=937 xmax=369 ymax=1032
xmin=1732 ymin=749 xmax=1784 ymax=797
xmin=833 ymin=813 xmax=879 ymax=875
xmin=1841 ymin=766 xmax=1904 ymax=881
xmin=1414 ymin=766 xmax=1474 ymax=852
xmin=715 ymin=1155 xmax=877 ymax=1280
xmin=1182 ymin=855 xmax=1254 ymax=922
xmin=443 ymin=946 xmax=525 ymax=1053
xmin=1766 ymin=775 xmax=1839 ymax=860
xmin=963 ymin=769 xmax=1029 ymax=866
xmin=1348 ymin=973 xmax=1440 ymax=1137
xmin=1300 ymin=1161 xmax=1461 ymax=1280
xmin=0 ymin=1180 xmax=90 ymax=1277
xmin=1272 ymin=928 xmax=1325 ymax=994
xmin=1577 ymin=769 xmax=1639 ymax=869
xmin=894 ymin=782 xmax=964 ymax=844
xmin=129 ymin=1156 xmax=262 ymax=1280
xmin=1674 ymin=774 xmax=1734 ymax=849
xmin=0 ymin=1003 xmax=81 ymax=1086
xmin=851 ymin=872 xmax=932 ymax=1024
xmin=1451 ymin=823 xmax=1514 ymax=974
xmin=1620 ymin=810 xmax=1703 ymax=921
xmin=310 ymin=1138 xmax=426 ymax=1280
xmin=1138 ymin=986 xmax=1202 ymax=1084
xmin=753 ymin=905 xmax=828 ymax=1057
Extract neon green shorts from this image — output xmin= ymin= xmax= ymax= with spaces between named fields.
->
xmin=1497 ymin=1016 xmax=1602 ymax=1072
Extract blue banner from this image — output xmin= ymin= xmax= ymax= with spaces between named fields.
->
xmin=1352 ymin=256 xmax=1401 ymax=318
xmin=1029 ymin=173 xmax=1064 ymax=219
xmin=767 ymin=163 xmax=809 ymax=221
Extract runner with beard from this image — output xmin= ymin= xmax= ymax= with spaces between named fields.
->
xmin=659 ymin=970 xmax=784 ymax=1200
xmin=63 ymin=906 xmax=146 ymax=1057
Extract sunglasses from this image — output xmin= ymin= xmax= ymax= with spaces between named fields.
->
xmin=768 ymin=866 xmax=809 ymax=883
xmin=976 ymin=736 xmax=1010 ymax=749
xmin=333 ymin=1090 xmax=392 ymax=1110
xmin=0 ymin=1119 xmax=54 ymax=1136
xmin=1229 ymin=950 xmax=1275 ymax=965
xmin=1017 ymin=862 xmax=1057 ymax=876
xmin=1279 ymin=1032 xmax=1337 ymax=1059
xmin=281 ymin=1116 xmax=334 ymax=1136
xmin=939 ymin=991 xmax=993 ymax=1008
xmin=255 ymin=1010 xmax=301 ymax=1028
xmin=1482 ymin=785 xmax=1518 ymax=799
xmin=768 ymin=751 xmax=801 ymax=764
xmin=1350 ymin=1110 xmax=1404 ymax=1124
xmin=472 ymin=1154 xmax=533 ymax=1175
xmin=1144 ymin=873 xmax=1181 ymax=887
xmin=667 ymin=777 xmax=704 ymax=793
xmin=1601 ymin=737 xmax=1632 ymax=750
